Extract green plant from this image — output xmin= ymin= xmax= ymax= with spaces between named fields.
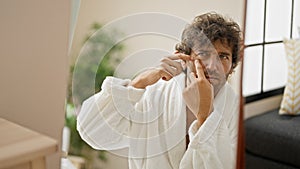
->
xmin=68 ymin=22 xmax=124 ymax=105
xmin=65 ymin=22 xmax=124 ymax=169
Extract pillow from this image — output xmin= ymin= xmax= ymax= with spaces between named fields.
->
xmin=279 ymin=38 xmax=300 ymax=115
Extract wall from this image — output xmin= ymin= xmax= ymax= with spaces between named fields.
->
xmin=71 ymin=0 xmax=245 ymax=168
xmin=71 ymin=0 xmax=245 ymax=64
xmin=0 ymin=0 xmax=70 ymax=168
xmin=70 ymin=0 xmax=245 ymax=101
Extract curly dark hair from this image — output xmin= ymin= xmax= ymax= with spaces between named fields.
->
xmin=175 ymin=12 xmax=242 ymax=69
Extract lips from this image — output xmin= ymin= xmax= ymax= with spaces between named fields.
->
xmin=207 ymin=76 xmax=218 ymax=80
xmin=206 ymin=76 xmax=220 ymax=84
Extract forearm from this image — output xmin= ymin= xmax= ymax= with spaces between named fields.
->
xmin=129 ymin=68 xmax=163 ymax=89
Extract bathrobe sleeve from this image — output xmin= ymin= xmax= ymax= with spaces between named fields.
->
xmin=76 ymin=76 xmax=146 ymax=150
xmin=76 ymin=74 xmax=186 ymax=155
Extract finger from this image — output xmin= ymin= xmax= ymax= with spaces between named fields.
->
xmin=198 ymin=59 xmax=209 ymax=78
xmin=167 ymin=53 xmax=192 ymax=61
xmin=160 ymin=62 xmax=178 ymax=76
xmin=161 ymin=57 xmax=183 ymax=74
xmin=189 ymin=59 xmax=197 ymax=76
xmin=195 ymin=59 xmax=206 ymax=79
xmin=189 ymin=72 xmax=197 ymax=83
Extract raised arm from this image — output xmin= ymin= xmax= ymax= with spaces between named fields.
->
xmin=77 ymin=53 xmax=190 ymax=150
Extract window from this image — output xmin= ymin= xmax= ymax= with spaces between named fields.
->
xmin=243 ymin=0 xmax=300 ymax=103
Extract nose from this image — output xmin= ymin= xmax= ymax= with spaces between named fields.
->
xmin=203 ymin=55 xmax=220 ymax=71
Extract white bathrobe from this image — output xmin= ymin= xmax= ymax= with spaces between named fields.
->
xmin=77 ymin=72 xmax=239 ymax=169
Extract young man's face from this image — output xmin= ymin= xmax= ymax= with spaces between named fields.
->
xmin=187 ymin=39 xmax=233 ymax=95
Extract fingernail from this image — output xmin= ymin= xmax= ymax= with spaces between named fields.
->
xmin=162 ymin=77 xmax=166 ymax=80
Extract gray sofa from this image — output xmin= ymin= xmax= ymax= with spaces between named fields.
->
xmin=245 ymin=108 xmax=300 ymax=169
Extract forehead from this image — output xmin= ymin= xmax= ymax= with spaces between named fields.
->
xmin=192 ymin=39 xmax=233 ymax=54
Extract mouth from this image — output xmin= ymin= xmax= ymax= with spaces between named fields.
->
xmin=206 ymin=76 xmax=219 ymax=83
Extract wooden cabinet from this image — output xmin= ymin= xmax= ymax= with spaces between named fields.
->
xmin=0 ymin=118 xmax=58 ymax=169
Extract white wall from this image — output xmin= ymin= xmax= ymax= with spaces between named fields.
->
xmin=71 ymin=0 xmax=245 ymax=63
xmin=0 ymin=0 xmax=70 ymax=168
xmin=71 ymin=0 xmax=245 ymax=96
xmin=71 ymin=0 xmax=245 ymax=168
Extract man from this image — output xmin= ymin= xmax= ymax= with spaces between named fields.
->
xmin=77 ymin=12 xmax=242 ymax=169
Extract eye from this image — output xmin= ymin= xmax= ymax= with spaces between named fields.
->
xmin=197 ymin=51 xmax=210 ymax=59
xmin=219 ymin=54 xmax=230 ymax=61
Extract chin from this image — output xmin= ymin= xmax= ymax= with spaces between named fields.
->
xmin=212 ymin=82 xmax=226 ymax=96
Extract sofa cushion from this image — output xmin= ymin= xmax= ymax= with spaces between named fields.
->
xmin=279 ymin=39 xmax=300 ymax=115
xmin=246 ymin=152 xmax=299 ymax=169
xmin=245 ymin=109 xmax=300 ymax=168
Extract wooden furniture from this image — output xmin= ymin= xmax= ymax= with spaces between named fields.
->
xmin=0 ymin=118 xmax=58 ymax=169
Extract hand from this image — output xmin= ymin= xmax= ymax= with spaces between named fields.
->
xmin=129 ymin=53 xmax=191 ymax=89
xmin=182 ymin=59 xmax=214 ymax=128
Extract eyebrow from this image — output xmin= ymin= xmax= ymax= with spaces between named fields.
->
xmin=219 ymin=52 xmax=231 ymax=56
xmin=195 ymin=49 xmax=212 ymax=53
xmin=197 ymin=50 xmax=231 ymax=56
